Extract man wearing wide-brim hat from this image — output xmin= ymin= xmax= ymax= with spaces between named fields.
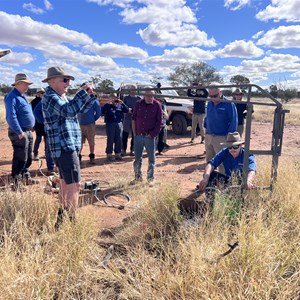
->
xmin=198 ymin=131 xmax=256 ymax=195
xmin=41 ymin=66 xmax=97 ymax=229
xmin=4 ymin=73 xmax=39 ymax=191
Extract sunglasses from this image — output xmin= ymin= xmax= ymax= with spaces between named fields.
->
xmin=228 ymin=145 xmax=240 ymax=150
xmin=209 ymin=93 xmax=219 ymax=98
xmin=62 ymin=78 xmax=70 ymax=83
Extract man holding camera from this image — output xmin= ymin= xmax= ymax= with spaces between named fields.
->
xmin=41 ymin=66 xmax=97 ymax=229
xmin=187 ymin=82 xmax=208 ymax=144
xmin=102 ymin=93 xmax=129 ymax=161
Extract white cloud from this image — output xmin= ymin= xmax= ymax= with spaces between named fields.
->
xmin=142 ymin=47 xmax=215 ymax=67
xmin=84 ymin=42 xmax=148 ymax=59
xmin=221 ymin=53 xmax=300 ymax=85
xmin=256 ymin=0 xmax=300 ymax=22
xmin=256 ymin=25 xmax=300 ymax=48
xmin=0 ymin=12 xmax=92 ymax=48
xmin=224 ymin=0 xmax=251 ymax=11
xmin=215 ymin=40 xmax=264 ymax=58
xmin=23 ymin=3 xmax=45 ymax=14
xmin=0 ymin=51 xmax=35 ymax=65
xmin=138 ymin=23 xmax=216 ymax=47
xmin=88 ymin=0 xmax=216 ymax=47
xmin=44 ymin=0 xmax=53 ymax=11
xmin=252 ymin=31 xmax=264 ymax=40
xmin=87 ymin=0 xmax=134 ymax=9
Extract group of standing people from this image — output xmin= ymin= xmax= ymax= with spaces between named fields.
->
xmin=4 ymin=70 xmax=255 ymax=228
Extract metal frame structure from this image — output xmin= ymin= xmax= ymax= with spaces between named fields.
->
xmin=119 ymin=84 xmax=289 ymax=190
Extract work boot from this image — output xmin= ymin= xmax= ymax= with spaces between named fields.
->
xmin=24 ymin=177 xmax=39 ymax=185
xmin=106 ymin=154 xmax=114 ymax=161
xmin=115 ymin=153 xmax=123 ymax=161
xmin=200 ymin=136 xmax=205 ymax=144
xmin=89 ymin=153 xmax=96 ymax=164
xmin=11 ymin=178 xmax=26 ymax=192
xmin=54 ymin=208 xmax=65 ymax=231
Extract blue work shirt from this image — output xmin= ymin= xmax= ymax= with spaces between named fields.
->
xmin=4 ymin=88 xmax=35 ymax=134
xmin=78 ymin=100 xmax=101 ymax=125
xmin=204 ymin=97 xmax=238 ymax=136
xmin=209 ymin=147 xmax=256 ymax=177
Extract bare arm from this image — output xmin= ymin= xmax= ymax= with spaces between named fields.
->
xmin=246 ymin=170 xmax=256 ymax=189
xmin=198 ymin=163 xmax=214 ymax=192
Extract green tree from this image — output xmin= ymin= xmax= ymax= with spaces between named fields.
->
xmin=278 ymin=88 xmax=298 ymax=103
xmin=168 ymin=62 xmax=223 ymax=87
xmin=98 ymin=79 xmax=114 ymax=93
xmin=230 ymin=75 xmax=250 ymax=86
xmin=269 ymin=84 xmax=278 ymax=98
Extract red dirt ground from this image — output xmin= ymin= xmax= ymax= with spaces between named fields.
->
xmin=0 ymin=119 xmax=299 ymax=228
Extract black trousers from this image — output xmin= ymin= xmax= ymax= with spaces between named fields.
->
xmin=157 ymin=127 xmax=165 ymax=153
xmin=122 ymin=130 xmax=134 ymax=152
xmin=8 ymin=128 xmax=33 ymax=179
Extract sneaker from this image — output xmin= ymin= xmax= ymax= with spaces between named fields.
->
xmin=156 ymin=152 xmax=163 ymax=156
xmin=148 ymin=179 xmax=155 ymax=187
xmin=129 ymin=151 xmax=135 ymax=156
xmin=33 ymin=154 xmax=39 ymax=161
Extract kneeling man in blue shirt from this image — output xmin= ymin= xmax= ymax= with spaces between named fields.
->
xmin=198 ymin=132 xmax=256 ymax=194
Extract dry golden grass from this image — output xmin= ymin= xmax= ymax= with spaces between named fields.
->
xmin=0 ymin=158 xmax=299 ymax=299
xmin=251 ymin=98 xmax=300 ymax=126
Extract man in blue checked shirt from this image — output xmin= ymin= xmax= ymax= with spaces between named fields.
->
xmin=41 ymin=66 xmax=97 ymax=229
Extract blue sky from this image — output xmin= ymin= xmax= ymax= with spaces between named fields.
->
xmin=0 ymin=0 xmax=300 ymax=90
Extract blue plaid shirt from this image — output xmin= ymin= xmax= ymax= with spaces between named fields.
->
xmin=42 ymin=86 xmax=97 ymax=159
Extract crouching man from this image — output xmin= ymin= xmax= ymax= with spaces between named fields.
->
xmin=198 ymin=132 xmax=256 ymax=199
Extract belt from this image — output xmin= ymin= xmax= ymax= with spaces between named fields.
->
xmin=137 ymin=132 xmax=148 ymax=136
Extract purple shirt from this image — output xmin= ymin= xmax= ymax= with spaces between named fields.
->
xmin=132 ymin=98 xmax=162 ymax=139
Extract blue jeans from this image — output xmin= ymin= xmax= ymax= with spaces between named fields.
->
xmin=105 ymin=122 xmax=123 ymax=154
xmin=133 ymin=134 xmax=156 ymax=181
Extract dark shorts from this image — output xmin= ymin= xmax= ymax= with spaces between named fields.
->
xmin=55 ymin=150 xmax=80 ymax=184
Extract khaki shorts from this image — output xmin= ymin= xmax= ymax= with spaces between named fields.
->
xmin=80 ymin=124 xmax=96 ymax=146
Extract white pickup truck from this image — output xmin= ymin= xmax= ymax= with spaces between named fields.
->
xmin=119 ymin=83 xmax=193 ymax=135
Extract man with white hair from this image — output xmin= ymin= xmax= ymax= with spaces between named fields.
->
xmin=41 ymin=66 xmax=97 ymax=229
xmin=5 ymin=73 xmax=38 ymax=191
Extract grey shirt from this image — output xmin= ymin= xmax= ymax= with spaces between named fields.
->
xmin=123 ymin=95 xmax=141 ymax=132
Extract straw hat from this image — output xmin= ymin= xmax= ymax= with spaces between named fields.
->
xmin=11 ymin=73 xmax=33 ymax=86
xmin=42 ymin=66 xmax=74 ymax=83
xmin=220 ymin=132 xmax=244 ymax=147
